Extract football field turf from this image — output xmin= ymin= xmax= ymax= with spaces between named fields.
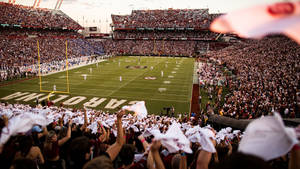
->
xmin=0 ymin=56 xmax=195 ymax=115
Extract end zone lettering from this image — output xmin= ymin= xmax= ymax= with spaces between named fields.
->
xmin=1 ymin=92 xmax=143 ymax=110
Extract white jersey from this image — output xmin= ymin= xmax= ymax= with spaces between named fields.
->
xmin=120 ymin=76 xmax=122 ymax=81
xmin=161 ymin=71 xmax=164 ymax=77
xmin=53 ymin=85 xmax=56 ymax=91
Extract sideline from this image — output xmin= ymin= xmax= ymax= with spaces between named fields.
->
xmin=41 ymin=59 xmax=107 ymax=76
xmin=0 ymin=60 xmax=107 ymax=87
xmin=0 ymin=77 xmax=38 ymax=87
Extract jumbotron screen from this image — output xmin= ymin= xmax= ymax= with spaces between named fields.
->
xmin=89 ymin=27 xmax=97 ymax=31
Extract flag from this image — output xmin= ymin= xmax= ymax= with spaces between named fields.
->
xmin=151 ymin=122 xmax=193 ymax=153
xmin=238 ymin=113 xmax=299 ymax=161
xmin=0 ymin=113 xmax=47 ymax=145
xmin=122 ymin=101 xmax=148 ymax=119
xmin=210 ymin=2 xmax=300 ymax=44
xmin=186 ymin=126 xmax=216 ymax=153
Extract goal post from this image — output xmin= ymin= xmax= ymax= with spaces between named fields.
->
xmin=37 ymin=40 xmax=70 ymax=94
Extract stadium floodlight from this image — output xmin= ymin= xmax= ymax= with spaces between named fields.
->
xmin=37 ymin=40 xmax=70 ymax=96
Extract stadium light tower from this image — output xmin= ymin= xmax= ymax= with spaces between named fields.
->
xmin=54 ymin=0 xmax=63 ymax=10
xmin=33 ymin=0 xmax=37 ymax=7
xmin=129 ymin=4 xmax=135 ymax=11
xmin=105 ymin=17 xmax=108 ymax=33
xmin=36 ymin=0 xmax=41 ymax=8
xmin=33 ymin=0 xmax=42 ymax=8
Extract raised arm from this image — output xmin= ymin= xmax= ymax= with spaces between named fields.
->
xmin=138 ymin=135 xmax=150 ymax=152
xmin=180 ymin=152 xmax=187 ymax=169
xmin=80 ymin=109 xmax=88 ymax=131
xmin=0 ymin=115 xmax=8 ymax=154
xmin=147 ymin=151 xmax=155 ymax=169
xmin=38 ymin=126 xmax=48 ymax=139
xmin=106 ymin=110 xmax=125 ymax=161
xmin=150 ymin=140 xmax=165 ymax=169
xmin=196 ymin=150 xmax=212 ymax=169
xmin=106 ymin=128 xmax=111 ymax=142
xmin=289 ymin=144 xmax=300 ymax=169
xmin=58 ymin=120 xmax=72 ymax=146
xmin=98 ymin=122 xmax=107 ymax=143
xmin=227 ymin=142 xmax=232 ymax=156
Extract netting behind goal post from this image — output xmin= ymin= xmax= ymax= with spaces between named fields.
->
xmin=37 ymin=40 xmax=70 ymax=99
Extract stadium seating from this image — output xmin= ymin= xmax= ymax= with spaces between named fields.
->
xmin=198 ymin=36 xmax=300 ymax=119
xmin=0 ymin=2 xmax=300 ymax=169
xmin=0 ymin=2 xmax=104 ymax=81
xmin=104 ymin=9 xmax=223 ymax=56
xmin=111 ymin=9 xmax=220 ymax=29
xmin=102 ymin=39 xmax=196 ymax=56
xmin=0 ymin=2 xmax=82 ymax=30
xmin=113 ymin=30 xmax=218 ymax=40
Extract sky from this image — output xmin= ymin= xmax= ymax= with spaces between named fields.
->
xmin=0 ymin=0 xmax=292 ymax=32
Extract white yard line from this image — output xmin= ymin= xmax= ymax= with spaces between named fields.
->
xmin=106 ymin=59 xmax=164 ymax=96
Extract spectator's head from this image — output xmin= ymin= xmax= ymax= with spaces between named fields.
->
xmin=68 ymin=136 xmax=92 ymax=169
xmin=119 ymin=144 xmax=135 ymax=166
xmin=10 ymin=158 xmax=37 ymax=169
xmin=0 ymin=116 xmax=6 ymax=136
xmin=31 ymin=126 xmax=42 ymax=133
xmin=213 ymin=152 xmax=272 ymax=169
xmin=171 ymin=154 xmax=181 ymax=169
xmin=57 ymin=126 xmax=67 ymax=139
xmin=216 ymin=144 xmax=229 ymax=162
xmin=18 ymin=135 xmax=33 ymax=157
xmin=46 ymin=130 xmax=57 ymax=143
xmin=83 ymin=155 xmax=113 ymax=169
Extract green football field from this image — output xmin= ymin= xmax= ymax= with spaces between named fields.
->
xmin=0 ymin=56 xmax=195 ymax=115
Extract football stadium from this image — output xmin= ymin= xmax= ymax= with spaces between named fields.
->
xmin=0 ymin=1 xmax=299 ymax=169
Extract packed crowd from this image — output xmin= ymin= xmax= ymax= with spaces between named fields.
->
xmin=113 ymin=30 xmax=218 ymax=40
xmin=0 ymin=28 xmax=81 ymax=38
xmin=110 ymin=9 xmax=220 ymax=57
xmin=112 ymin=9 xmax=221 ymax=29
xmin=25 ymin=55 xmax=104 ymax=76
xmin=0 ymin=102 xmax=299 ymax=169
xmin=102 ymin=39 xmax=206 ymax=56
xmin=198 ymin=36 xmax=300 ymax=119
xmin=0 ymin=2 xmax=82 ymax=30
xmin=197 ymin=59 xmax=226 ymax=87
xmin=0 ymin=29 xmax=104 ymax=81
